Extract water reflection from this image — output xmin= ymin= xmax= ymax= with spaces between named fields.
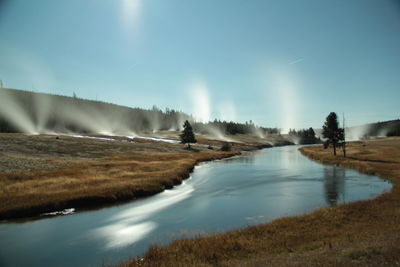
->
xmin=280 ymin=147 xmax=300 ymax=170
xmin=222 ymin=151 xmax=257 ymax=164
xmin=89 ymin=180 xmax=194 ymax=249
xmin=324 ymin=167 xmax=345 ymax=206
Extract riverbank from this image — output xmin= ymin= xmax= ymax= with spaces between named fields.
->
xmin=1 ymin=132 xmax=291 ymax=220
xmin=119 ymin=137 xmax=400 ymax=266
xmin=0 ymin=133 xmax=248 ymax=220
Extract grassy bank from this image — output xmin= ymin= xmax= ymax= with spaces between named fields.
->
xmin=0 ymin=133 xmax=242 ymax=220
xmin=119 ymin=137 xmax=400 ymax=266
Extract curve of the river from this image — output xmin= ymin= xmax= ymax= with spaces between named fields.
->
xmin=0 ymin=146 xmax=392 ymax=267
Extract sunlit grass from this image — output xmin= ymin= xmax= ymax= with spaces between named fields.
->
xmin=0 ymin=133 xmax=241 ymax=219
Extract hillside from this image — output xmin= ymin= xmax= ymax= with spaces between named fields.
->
xmin=346 ymin=119 xmax=400 ymax=140
xmin=0 ymin=88 xmax=189 ymax=134
xmin=0 ymin=88 xmax=278 ymax=136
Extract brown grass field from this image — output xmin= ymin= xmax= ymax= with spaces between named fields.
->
xmin=119 ymin=137 xmax=400 ymax=267
xmin=0 ymin=132 xmax=279 ymax=220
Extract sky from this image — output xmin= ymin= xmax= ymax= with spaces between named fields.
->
xmin=0 ymin=0 xmax=399 ymax=132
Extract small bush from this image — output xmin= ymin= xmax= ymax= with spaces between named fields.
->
xmin=323 ymin=140 xmax=329 ymax=149
xmin=220 ymin=142 xmax=231 ymax=151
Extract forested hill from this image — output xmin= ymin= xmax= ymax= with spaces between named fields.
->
xmin=0 ymin=88 xmax=190 ymax=133
xmin=0 ymin=88 xmax=278 ymax=135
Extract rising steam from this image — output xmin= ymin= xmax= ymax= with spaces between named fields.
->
xmin=273 ymin=73 xmax=299 ymax=133
xmin=0 ymin=88 xmax=191 ymax=136
xmin=190 ymin=80 xmax=211 ymax=123
xmin=265 ymin=69 xmax=299 ymax=134
xmin=0 ymin=90 xmax=37 ymax=133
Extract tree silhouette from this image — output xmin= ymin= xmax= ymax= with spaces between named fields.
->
xmin=180 ymin=120 xmax=196 ymax=148
xmin=322 ymin=112 xmax=344 ymax=155
xmin=308 ymin=127 xmax=315 ymax=138
xmin=288 ymin=127 xmax=319 ymax=144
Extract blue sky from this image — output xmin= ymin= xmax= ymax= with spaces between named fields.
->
xmin=0 ymin=0 xmax=399 ymax=131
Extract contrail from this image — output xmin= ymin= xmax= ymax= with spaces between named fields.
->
xmin=288 ymin=58 xmax=304 ymax=65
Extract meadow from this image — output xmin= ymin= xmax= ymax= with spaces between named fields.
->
xmin=0 ymin=132 xmax=280 ymax=220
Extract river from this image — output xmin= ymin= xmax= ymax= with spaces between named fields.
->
xmin=0 ymin=146 xmax=392 ymax=267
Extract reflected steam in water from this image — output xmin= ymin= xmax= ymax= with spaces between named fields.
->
xmin=90 ymin=180 xmax=194 ymax=249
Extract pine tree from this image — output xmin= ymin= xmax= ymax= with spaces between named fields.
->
xmin=322 ymin=112 xmax=344 ymax=155
xmin=180 ymin=120 xmax=196 ymax=148
xmin=308 ymin=127 xmax=315 ymax=138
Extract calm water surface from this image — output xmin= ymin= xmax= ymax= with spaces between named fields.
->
xmin=0 ymin=146 xmax=392 ymax=267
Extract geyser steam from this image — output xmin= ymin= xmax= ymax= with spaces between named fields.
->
xmin=189 ymin=81 xmax=238 ymax=141
xmin=0 ymin=88 xmax=189 ymax=135
xmin=190 ymin=81 xmax=211 ymax=123
xmin=272 ymin=73 xmax=298 ymax=134
xmin=0 ymin=89 xmax=37 ymax=133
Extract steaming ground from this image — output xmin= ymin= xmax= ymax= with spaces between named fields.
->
xmin=0 ymin=131 xmax=291 ymax=220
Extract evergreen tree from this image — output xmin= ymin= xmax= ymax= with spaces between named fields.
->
xmin=288 ymin=127 xmax=318 ymax=144
xmin=308 ymin=127 xmax=315 ymax=138
xmin=322 ymin=112 xmax=344 ymax=155
xmin=180 ymin=120 xmax=196 ymax=148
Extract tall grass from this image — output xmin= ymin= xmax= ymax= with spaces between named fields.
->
xmin=0 ymin=134 xmax=240 ymax=220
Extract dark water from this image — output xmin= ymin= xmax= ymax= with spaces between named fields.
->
xmin=0 ymin=146 xmax=392 ymax=267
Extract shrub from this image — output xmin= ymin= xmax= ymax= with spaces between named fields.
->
xmin=220 ymin=142 xmax=231 ymax=151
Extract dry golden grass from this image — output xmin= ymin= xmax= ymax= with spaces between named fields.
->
xmin=0 ymin=133 xmax=240 ymax=219
xmin=119 ymin=137 xmax=400 ymax=267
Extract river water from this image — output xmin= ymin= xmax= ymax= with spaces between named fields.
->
xmin=0 ymin=146 xmax=392 ymax=267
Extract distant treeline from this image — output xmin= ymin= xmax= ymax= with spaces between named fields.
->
xmin=0 ymin=88 xmax=279 ymax=135
xmin=288 ymin=128 xmax=321 ymax=144
xmin=346 ymin=119 xmax=400 ymax=139
xmin=193 ymin=120 xmax=280 ymax=136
